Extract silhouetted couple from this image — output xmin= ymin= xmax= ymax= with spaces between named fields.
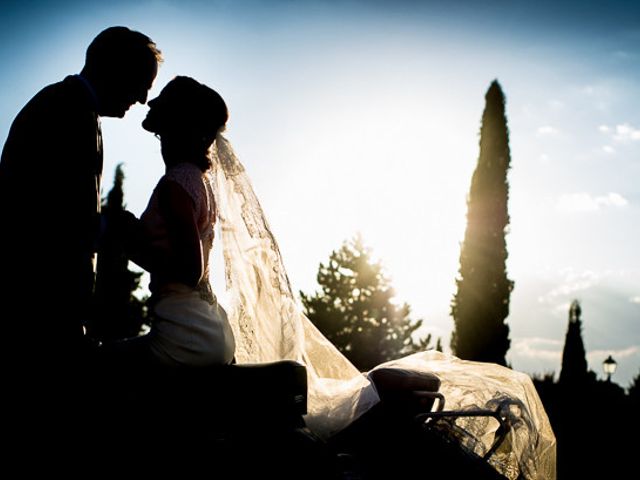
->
xmin=0 ymin=26 xmax=236 ymax=467
xmin=0 ymin=25 xmax=557 ymax=479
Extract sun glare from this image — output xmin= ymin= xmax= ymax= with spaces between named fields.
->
xmin=279 ymin=93 xmax=478 ymax=333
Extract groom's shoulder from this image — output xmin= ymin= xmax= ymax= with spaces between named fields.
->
xmin=29 ymin=76 xmax=85 ymax=108
xmin=16 ymin=76 xmax=93 ymax=126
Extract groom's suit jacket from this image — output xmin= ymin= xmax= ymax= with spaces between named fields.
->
xmin=0 ymin=75 xmax=103 ymax=356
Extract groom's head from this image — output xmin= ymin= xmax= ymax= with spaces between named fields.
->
xmin=81 ymin=26 xmax=162 ymax=118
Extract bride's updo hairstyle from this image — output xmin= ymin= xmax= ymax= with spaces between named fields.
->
xmin=143 ymin=75 xmax=228 ymax=171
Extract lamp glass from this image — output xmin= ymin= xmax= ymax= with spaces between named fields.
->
xmin=603 ymin=356 xmax=617 ymax=375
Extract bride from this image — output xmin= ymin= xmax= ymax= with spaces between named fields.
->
xmin=101 ymin=76 xmax=235 ymax=368
xmin=114 ymin=75 xmax=555 ymax=480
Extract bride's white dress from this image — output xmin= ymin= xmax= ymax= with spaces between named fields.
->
xmin=208 ymin=132 xmax=555 ymax=480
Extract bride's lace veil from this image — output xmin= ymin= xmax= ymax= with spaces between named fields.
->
xmin=209 ymin=131 xmax=379 ymax=437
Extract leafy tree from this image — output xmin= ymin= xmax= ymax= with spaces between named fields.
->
xmin=301 ymin=234 xmax=435 ymax=371
xmin=89 ymin=164 xmax=147 ymax=341
xmin=559 ymin=300 xmax=589 ymax=385
xmin=450 ymin=80 xmax=513 ymax=366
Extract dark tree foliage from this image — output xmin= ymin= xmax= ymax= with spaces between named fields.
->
xmin=531 ymin=300 xmax=637 ymax=478
xmin=559 ymin=300 xmax=589 ymax=385
xmin=628 ymin=370 xmax=640 ymax=406
xmin=301 ymin=234 xmax=434 ymax=371
xmin=450 ymin=80 xmax=513 ymax=366
xmin=89 ymin=164 xmax=147 ymax=341
xmin=532 ymin=370 xmax=635 ymax=478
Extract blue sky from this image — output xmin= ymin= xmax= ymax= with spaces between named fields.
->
xmin=1 ymin=0 xmax=638 ymax=386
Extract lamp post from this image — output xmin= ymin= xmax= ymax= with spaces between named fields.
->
xmin=603 ymin=355 xmax=617 ymax=382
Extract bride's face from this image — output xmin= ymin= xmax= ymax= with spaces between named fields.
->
xmin=142 ymin=80 xmax=190 ymax=135
xmin=141 ymin=94 xmax=166 ymax=134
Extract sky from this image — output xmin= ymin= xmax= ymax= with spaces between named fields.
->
xmin=1 ymin=0 xmax=638 ymax=387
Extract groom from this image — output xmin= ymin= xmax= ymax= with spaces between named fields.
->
xmin=0 ymin=26 xmax=161 ymax=421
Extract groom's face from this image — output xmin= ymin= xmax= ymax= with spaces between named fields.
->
xmin=100 ymin=63 xmax=158 ymax=117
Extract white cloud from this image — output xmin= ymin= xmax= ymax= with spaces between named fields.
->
xmin=512 ymin=337 xmax=563 ymax=361
xmin=556 ymin=192 xmax=629 ymax=213
xmin=548 ymin=278 xmax=597 ymax=299
xmin=538 ymin=269 xmax=601 ymax=304
xmin=539 ymin=268 xmax=639 ymax=307
xmin=588 ymin=346 xmax=640 ymax=362
xmin=599 ymin=123 xmax=640 ymax=142
xmin=614 ymin=346 xmax=638 ymax=358
xmin=538 ymin=153 xmax=550 ymax=163
xmin=602 ymin=145 xmax=616 ymax=154
xmin=536 ymin=126 xmax=559 ymax=136
xmin=614 ymin=123 xmax=640 ymax=142
xmin=603 ymin=192 xmax=629 ymax=207
xmin=585 ymin=347 xmax=640 ymax=384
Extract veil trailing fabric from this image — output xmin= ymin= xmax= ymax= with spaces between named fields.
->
xmin=374 ymin=351 xmax=557 ymax=480
xmin=210 ymin=131 xmax=379 ymax=437
xmin=209 ymin=132 xmax=556 ymax=479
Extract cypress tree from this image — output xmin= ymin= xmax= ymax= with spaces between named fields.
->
xmin=450 ymin=80 xmax=513 ymax=365
xmin=559 ymin=300 xmax=589 ymax=385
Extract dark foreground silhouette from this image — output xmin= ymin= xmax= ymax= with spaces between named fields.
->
xmin=89 ymin=359 xmax=516 ymax=479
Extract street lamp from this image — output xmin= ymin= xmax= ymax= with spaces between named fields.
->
xmin=603 ymin=355 xmax=617 ymax=382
